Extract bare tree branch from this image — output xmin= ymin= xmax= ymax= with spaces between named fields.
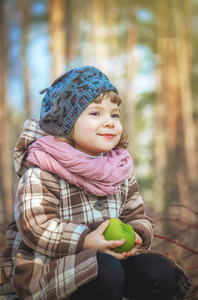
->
xmin=154 ymin=234 xmax=198 ymax=255
xmin=168 ymin=204 xmax=198 ymax=217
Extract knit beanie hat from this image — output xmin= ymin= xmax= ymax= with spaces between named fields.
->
xmin=39 ymin=66 xmax=119 ymax=138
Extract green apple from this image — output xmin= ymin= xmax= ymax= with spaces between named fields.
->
xmin=103 ymin=218 xmax=135 ymax=253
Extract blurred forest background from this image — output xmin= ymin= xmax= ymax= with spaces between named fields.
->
xmin=0 ymin=0 xmax=198 ymax=297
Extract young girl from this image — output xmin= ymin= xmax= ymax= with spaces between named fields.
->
xmin=3 ymin=66 xmax=191 ymax=300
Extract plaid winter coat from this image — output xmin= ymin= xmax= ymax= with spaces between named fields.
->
xmin=3 ymin=119 xmax=192 ymax=300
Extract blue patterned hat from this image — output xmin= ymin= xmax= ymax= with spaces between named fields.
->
xmin=39 ymin=66 xmax=119 ymax=137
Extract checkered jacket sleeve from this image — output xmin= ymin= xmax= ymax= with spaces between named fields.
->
xmin=14 ymin=167 xmax=89 ymax=257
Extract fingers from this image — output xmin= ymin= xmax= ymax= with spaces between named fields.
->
xmin=107 ymin=239 xmax=125 ymax=250
xmin=135 ymin=232 xmax=143 ymax=245
xmin=103 ymin=239 xmax=126 ymax=260
xmin=126 ymin=244 xmax=139 ymax=258
xmin=96 ymin=220 xmax=110 ymax=235
xmin=105 ymin=249 xmax=126 ymax=260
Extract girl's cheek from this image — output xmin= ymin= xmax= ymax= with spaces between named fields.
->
xmin=119 ymin=124 xmax=123 ymax=135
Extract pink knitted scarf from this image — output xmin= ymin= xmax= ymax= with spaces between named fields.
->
xmin=27 ymin=136 xmax=133 ymax=196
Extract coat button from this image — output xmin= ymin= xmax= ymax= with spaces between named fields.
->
xmin=94 ymin=200 xmax=105 ymax=211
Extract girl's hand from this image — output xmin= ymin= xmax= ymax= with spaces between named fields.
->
xmin=125 ymin=232 xmax=142 ymax=258
xmin=83 ymin=220 xmax=127 ymax=260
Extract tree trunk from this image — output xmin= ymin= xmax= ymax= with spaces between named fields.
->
xmin=18 ymin=0 xmax=32 ymax=118
xmin=66 ymin=0 xmax=82 ymax=64
xmin=173 ymin=0 xmax=198 ymax=210
xmin=0 ymin=0 xmax=13 ymax=223
xmin=49 ymin=0 xmax=67 ymax=79
xmin=123 ymin=8 xmax=139 ymax=157
xmin=156 ymin=0 xmax=197 ymax=218
xmin=106 ymin=0 xmax=118 ymax=57
xmin=153 ymin=61 xmax=167 ymax=212
xmin=92 ymin=0 xmax=108 ymax=71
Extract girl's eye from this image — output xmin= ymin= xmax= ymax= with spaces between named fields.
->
xmin=112 ymin=113 xmax=120 ymax=118
xmin=90 ymin=112 xmax=100 ymax=116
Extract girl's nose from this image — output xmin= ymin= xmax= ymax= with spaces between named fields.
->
xmin=103 ymin=116 xmax=114 ymax=127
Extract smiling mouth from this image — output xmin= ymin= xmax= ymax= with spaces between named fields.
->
xmin=99 ymin=134 xmax=115 ymax=139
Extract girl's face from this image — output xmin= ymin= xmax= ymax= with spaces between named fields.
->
xmin=71 ymin=95 xmax=123 ymax=156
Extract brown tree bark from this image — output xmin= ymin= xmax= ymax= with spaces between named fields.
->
xmin=123 ymin=8 xmax=139 ymax=157
xmin=92 ymin=0 xmax=108 ymax=70
xmin=18 ymin=0 xmax=32 ymax=118
xmin=49 ymin=0 xmax=67 ymax=79
xmin=0 ymin=0 xmax=13 ymax=223
xmin=153 ymin=62 xmax=167 ymax=212
xmin=106 ymin=0 xmax=118 ymax=57
xmin=156 ymin=0 xmax=197 ymax=217
xmin=65 ymin=0 xmax=82 ymax=63
xmin=173 ymin=0 xmax=198 ymax=209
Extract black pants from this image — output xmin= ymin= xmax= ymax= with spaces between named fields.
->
xmin=70 ymin=252 xmax=175 ymax=300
